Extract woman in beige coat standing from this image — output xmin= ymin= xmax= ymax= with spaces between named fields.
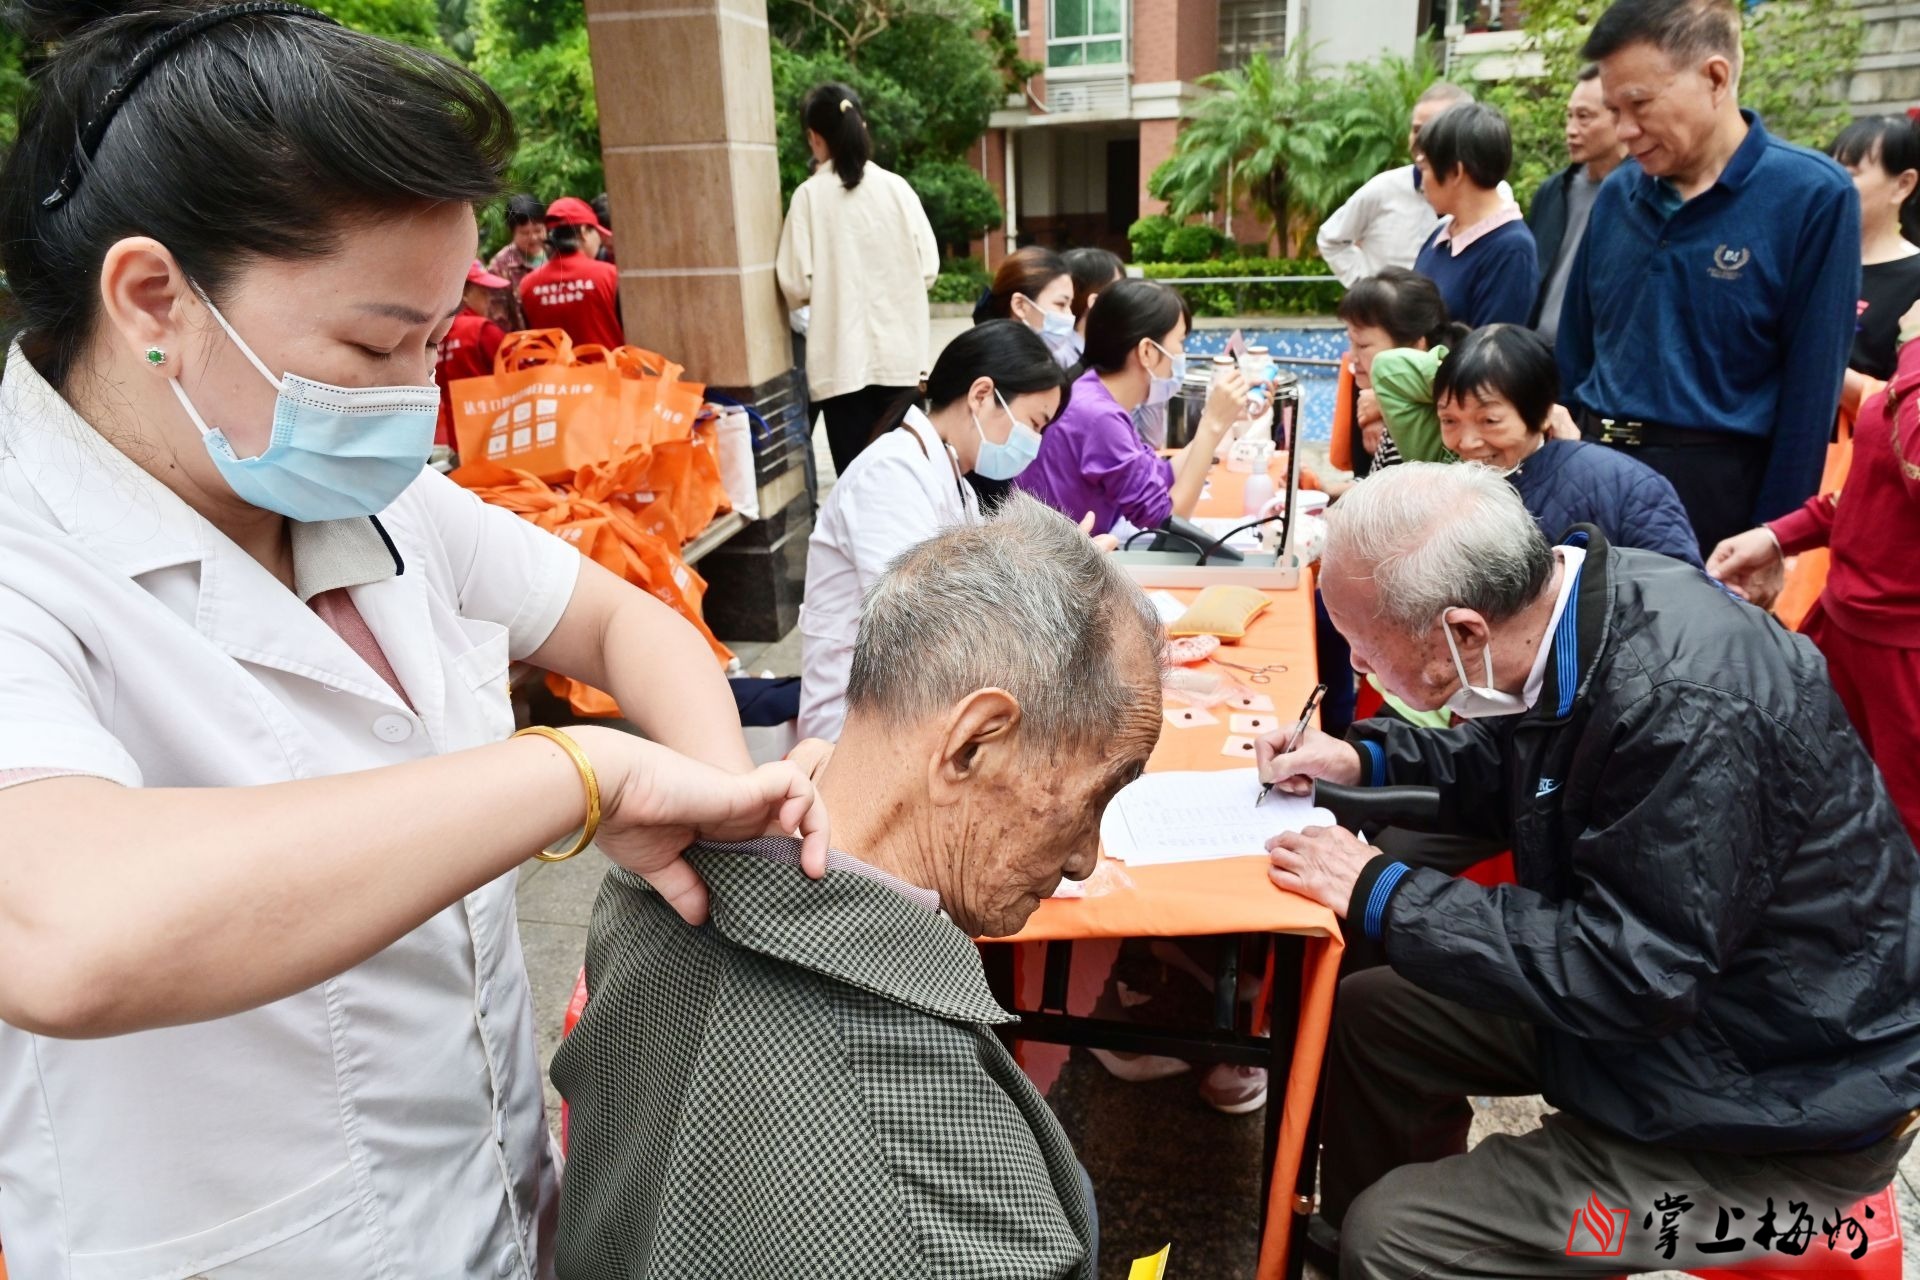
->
xmin=776 ymin=83 xmax=940 ymax=475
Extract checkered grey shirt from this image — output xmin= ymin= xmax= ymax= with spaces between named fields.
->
xmin=551 ymin=844 xmax=1095 ymax=1280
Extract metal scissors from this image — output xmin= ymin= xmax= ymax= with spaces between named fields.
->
xmin=1209 ymin=656 xmax=1290 ymax=684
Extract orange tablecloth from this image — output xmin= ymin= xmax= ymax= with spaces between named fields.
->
xmin=1002 ymin=466 xmax=1340 ymax=1279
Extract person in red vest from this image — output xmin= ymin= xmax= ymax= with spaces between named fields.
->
xmin=434 ymin=260 xmax=511 ymax=448
xmin=520 ymin=196 xmax=623 ymax=349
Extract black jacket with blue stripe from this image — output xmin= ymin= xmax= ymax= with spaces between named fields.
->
xmin=1345 ymin=527 xmax=1920 ymax=1154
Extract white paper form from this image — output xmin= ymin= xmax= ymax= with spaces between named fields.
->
xmin=1099 ymin=768 xmax=1338 ymax=866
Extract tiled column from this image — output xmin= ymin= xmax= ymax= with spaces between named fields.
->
xmin=584 ymin=0 xmax=815 ymax=642
xmin=583 ymin=0 xmax=789 ymax=386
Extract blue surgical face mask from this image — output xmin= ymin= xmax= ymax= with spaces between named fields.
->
xmin=1146 ymin=339 xmax=1188 ymax=407
xmin=972 ymin=387 xmax=1044 ymax=481
xmin=1042 ymin=324 xmax=1084 ymax=369
xmin=170 ymin=288 xmax=440 ymax=522
xmin=1019 ymin=294 xmax=1076 ymax=342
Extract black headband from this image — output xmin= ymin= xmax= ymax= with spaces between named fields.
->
xmin=41 ymin=2 xmax=340 ymax=211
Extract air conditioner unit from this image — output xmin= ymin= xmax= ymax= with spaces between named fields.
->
xmin=1048 ymin=75 xmax=1130 ymax=114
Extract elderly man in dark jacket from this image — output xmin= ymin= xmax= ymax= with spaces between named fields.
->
xmin=1527 ymin=63 xmax=1626 ymax=343
xmin=553 ymin=495 xmax=1165 ymax=1280
xmin=1256 ymin=463 xmax=1920 ymax=1278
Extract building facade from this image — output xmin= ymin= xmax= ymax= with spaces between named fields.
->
xmin=972 ymin=0 xmax=1433 ymax=262
xmin=971 ymin=0 xmax=1918 ymax=267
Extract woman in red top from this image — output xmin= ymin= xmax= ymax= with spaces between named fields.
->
xmin=434 ymin=260 xmax=510 ymax=448
xmin=518 ymin=196 xmax=623 ymax=349
xmin=1710 ymin=300 xmax=1920 ymax=850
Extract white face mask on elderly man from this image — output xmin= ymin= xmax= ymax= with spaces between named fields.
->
xmin=1440 ymin=616 xmax=1528 ymax=719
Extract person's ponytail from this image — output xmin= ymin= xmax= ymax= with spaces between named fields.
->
xmin=801 ymin=83 xmax=871 ymax=190
xmin=872 ymin=386 xmax=930 ymax=441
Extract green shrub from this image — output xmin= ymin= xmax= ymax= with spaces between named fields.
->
xmin=904 ymin=160 xmax=1004 ymax=256
xmin=1137 ymin=258 xmax=1342 ymax=318
xmin=1127 ymin=214 xmax=1181 ymax=263
xmin=1161 ymin=224 xmax=1232 ymax=263
xmin=941 ymin=256 xmax=991 ymax=280
xmin=930 ymin=269 xmax=989 ymax=305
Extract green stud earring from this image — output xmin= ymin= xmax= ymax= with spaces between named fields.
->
xmin=144 ymin=346 xmax=167 ymax=368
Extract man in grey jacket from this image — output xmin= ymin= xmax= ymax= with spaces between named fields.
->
xmin=553 ymin=494 xmax=1165 ymax=1280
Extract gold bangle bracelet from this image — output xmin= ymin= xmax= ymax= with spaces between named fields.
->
xmin=513 ymin=725 xmax=602 ymax=863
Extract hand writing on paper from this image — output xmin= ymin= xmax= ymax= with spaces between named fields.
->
xmin=1267 ymin=824 xmax=1371 ymax=915
xmin=1254 ymin=726 xmax=1361 ymax=796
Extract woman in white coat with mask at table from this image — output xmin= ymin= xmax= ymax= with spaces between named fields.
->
xmin=797 ymin=321 xmax=1073 ymax=741
xmin=0 ymin=5 xmax=827 ymax=1278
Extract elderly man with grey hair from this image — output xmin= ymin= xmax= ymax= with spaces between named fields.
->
xmin=552 ymin=493 xmax=1163 ymax=1280
xmin=1254 ymin=463 xmax=1920 ymax=1278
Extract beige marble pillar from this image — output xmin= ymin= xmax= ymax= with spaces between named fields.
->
xmin=583 ymin=0 xmax=792 ymax=390
xmin=582 ymin=0 xmax=816 ymax=642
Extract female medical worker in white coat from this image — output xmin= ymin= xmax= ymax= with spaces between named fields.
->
xmin=0 ymin=6 xmax=825 ymax=1278
xmin=797 ymin=321 xmax=1073 ymax=740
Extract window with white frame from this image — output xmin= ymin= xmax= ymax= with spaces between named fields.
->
xmin=1002 ymin=0 xmax=1029 ymax=35
xmin=1047 ymin=0 xmax=1124 ymax=67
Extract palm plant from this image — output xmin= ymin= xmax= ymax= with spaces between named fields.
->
xmin=1148 ymin=47 xmax=1342 ymax=256
xmin=1323 ymin=41 xmax=1441 ymax=207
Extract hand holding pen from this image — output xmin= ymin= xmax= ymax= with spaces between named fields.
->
xmin=1255 ymin=683 xmax=1328 ymax=807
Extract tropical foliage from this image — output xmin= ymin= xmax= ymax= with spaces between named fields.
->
xmin=1147 ymin=48 xmax=1338 ymax=257
xmin=1148 ymin=43 xmax=1442 ymax=256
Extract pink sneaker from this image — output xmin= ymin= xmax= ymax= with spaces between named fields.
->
xmin=1199 ymin=1063 xmax=1268 ymax=1114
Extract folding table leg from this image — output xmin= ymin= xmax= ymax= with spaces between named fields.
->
xmin=1213 ymin=936 xmax=1241 ymax=1030
xmin=1041 ymin=939 xmax=1074 ymax=1013
xmin=1262 ymin=934 xmax=1306 ymax=1270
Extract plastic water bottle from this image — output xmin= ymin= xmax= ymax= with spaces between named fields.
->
xmin=1243 ymin=470 xmax=1276 ymax=516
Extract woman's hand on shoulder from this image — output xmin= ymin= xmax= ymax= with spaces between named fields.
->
xmin=1547 ymin=404 xmax=1581 ymax=441
xmin=570 ymin=727 xmax=830 ymax=925
xmin=1705 ymin=527 xmax=1786 ymax=608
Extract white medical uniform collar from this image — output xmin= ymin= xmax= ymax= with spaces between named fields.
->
xmin=0 ymin=341 xmax=399 ymax=597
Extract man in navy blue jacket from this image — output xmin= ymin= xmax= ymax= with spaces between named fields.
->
xmin=1557 ymin=0 xmax=1860 ymax=558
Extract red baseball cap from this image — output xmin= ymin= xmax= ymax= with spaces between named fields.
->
xmin=467 ymin=259 xmax=510 ymax=289
xmin=545 ymin=196 xmax=612 ymax=236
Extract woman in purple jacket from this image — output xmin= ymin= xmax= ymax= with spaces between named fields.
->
xmin=1015 ymin=279 xmax=1247 ymax=535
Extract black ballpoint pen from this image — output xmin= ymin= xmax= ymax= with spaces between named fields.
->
xmin=1256 ymin=682 xmax=1328 ymax=807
